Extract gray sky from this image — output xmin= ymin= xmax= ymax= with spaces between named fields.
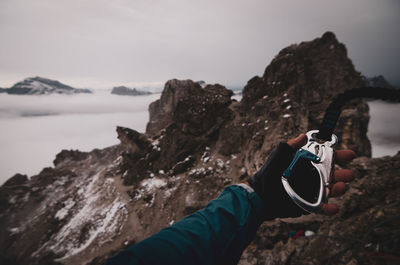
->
xmin=0 ymin=0 xmax=399 ymax=89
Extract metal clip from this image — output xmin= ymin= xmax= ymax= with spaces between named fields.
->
xmin=281 ymin=130 xmax=337 ymax=213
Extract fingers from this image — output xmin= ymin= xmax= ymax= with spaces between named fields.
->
xmin=321 ymin=203 xmax=339 ymax=215
xmin=287 ymin=134 xmax=307 ymax=149
xmin=335 ymin=150 xmax=356 ymax=164
xmin=324 ymin=169 xmax=355 ymax=214
xmin=333 ymin=169 xmax=354 ymax=182
xmin=286 ymin=133 xmax=356 ymax=217
xmin=330 ymin=182 xmax=346 ymax=197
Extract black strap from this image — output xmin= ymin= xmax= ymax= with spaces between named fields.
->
xmin=317 ymin=87 xmax=400 ymax=141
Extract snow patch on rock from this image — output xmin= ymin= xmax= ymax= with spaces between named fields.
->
xmin=55 ymin=198 xmax=75 ymax=220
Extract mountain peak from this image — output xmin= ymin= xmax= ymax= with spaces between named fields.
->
xmin=8 ymin=77 xmax=92 ymax=95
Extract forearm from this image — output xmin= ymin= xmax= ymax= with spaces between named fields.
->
xmin=105 ymin=185 xmax=265 ymax=265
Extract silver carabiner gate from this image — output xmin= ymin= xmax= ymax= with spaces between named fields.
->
xmin=281 ymin=130 xmax=337 ymax=213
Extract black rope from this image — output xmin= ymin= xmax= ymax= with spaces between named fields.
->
xmin=317 ymin=87 xmax=400 ymax=141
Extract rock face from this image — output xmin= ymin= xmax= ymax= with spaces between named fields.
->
xmin=240 ymin=31 xmax=370 ymax=160
xmin=7 ymin=77 xmax=92 ymax=95
xmin=1 ymin=32 xmax=397 ymax=265
xmin=111 ymin=86 xmax=151 ymax=96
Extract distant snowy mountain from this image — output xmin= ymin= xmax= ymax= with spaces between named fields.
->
xmin=0 ymin=87 xmax=8 ymax=93
xmin=7 ymin=77 xmax=92 ymax=95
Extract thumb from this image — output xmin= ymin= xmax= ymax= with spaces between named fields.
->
xmin=287 ymin=134 xmax=307 ymax=149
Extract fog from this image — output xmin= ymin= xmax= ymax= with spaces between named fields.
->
xmin=0 ymin=93 xmax=399 ymax=185
xmin=0 ymin=92 xmax=160 ymax=184
xmin=367 ymin=100 xmax=400 ymax=157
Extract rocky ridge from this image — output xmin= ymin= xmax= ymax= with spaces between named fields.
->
xmin=1 ymin=32 xmax=398 ymax=265
xmin=6 ymin=77 xmax=92 ymax=95
xmin=363 ymin=75 xmax=394 ymax=89
xmin=111 ymin=86 xmax=151 ymax=96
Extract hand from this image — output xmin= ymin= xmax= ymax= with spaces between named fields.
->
xmin=247 ymin=134 xmax=355 ymax=220
xmin=288 ymin=134 xmax=355 ymax=215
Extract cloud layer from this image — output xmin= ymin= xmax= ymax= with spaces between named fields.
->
xmin=0 ymin=93 xmax=159 ymax=183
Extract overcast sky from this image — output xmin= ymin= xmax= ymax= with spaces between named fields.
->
xmin=0 ymin=0 xmax=399 ymax=89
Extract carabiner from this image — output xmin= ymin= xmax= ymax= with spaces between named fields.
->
xmin=281 ymin=130 xmax=337 ymax=213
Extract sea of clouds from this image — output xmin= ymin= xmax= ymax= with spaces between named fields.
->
xmin=0 ymin=93 xmax=399 ymax=185
xmin=0 ymin=91 xmax=160 ymax=184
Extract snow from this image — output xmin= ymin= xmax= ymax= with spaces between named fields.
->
xmin=104 ymin=178 xmax=114 ymax=184
xmin=9 ymin=227 xmax=20 ymax=235
xmin=60 ymin=198 xmax=127 ymax=258
xmin=283 ymin=99 xmax=290 ymax=103
xmin=33 ymin=169 xmax=128 ymax=261
xmin=216 ymin=159 xmax=225 ymax=169
xmin=134 ymin=177 xmax=168 ymax=199
xmin=8 ymin=196 xmax=17 ymax=204
xmin=286 ymin=105 xmax=292 ymax=110
xmin=283 ymin=114 xmax=291 ymax=118
xmin=201 ymin=151 xmax=211 ymax=163
xmin=141 ymin=177 xmax=167 ymax=192
xmin=190 ymin=167 xmax=206 ymax=176
xmin=29 ymin=80 xmax=56 ymax=94
xmin=163 ymin=186 xmax=177 ymax=199
xmin=55 ymin=198 xmax=76 ymax=220
xmin=112 ymin=156 xmax=123 ymax=165
xmin=264 ymin=126 xmax=269 ymax=130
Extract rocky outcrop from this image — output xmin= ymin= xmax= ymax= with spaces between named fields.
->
xmin=1 ymin=32 xmax=396 ymax=265
xmin=111 ymin=86 xmax=151 ymax=96
xmin=239 ymin=31 xmax=370 ymax=161
xmin=7 ymin=77 xmax=92 ymax=95
xmin=363 ymin=75 xmax=394 ymax=89
xmin=146 ymin=79 xmax=233 ymax=136
xmin=0 ymin=146 xmax=124 ymax=265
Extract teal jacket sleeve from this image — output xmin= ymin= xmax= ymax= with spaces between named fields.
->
xmin=105 ymin=185 xmax=265 ymax=265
